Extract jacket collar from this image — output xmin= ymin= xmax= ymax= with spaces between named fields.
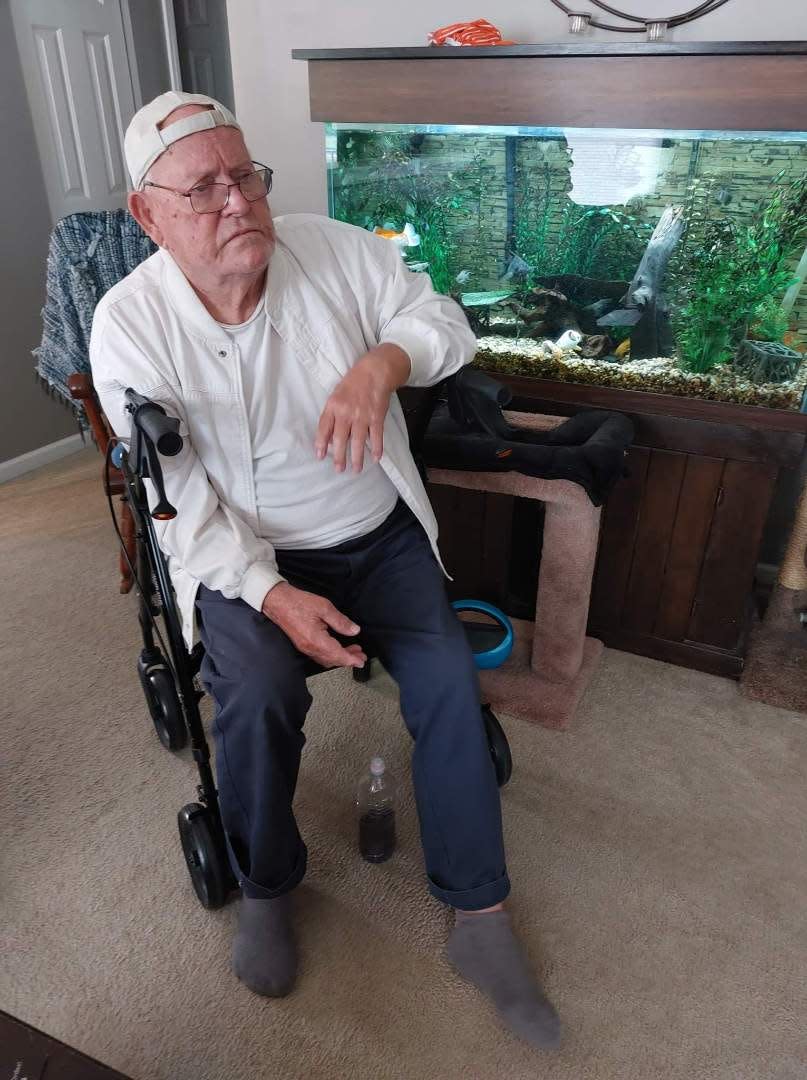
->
xmin=159 ymin=244 xmax=292 ymax=347
xmin=157 ymin=242 xmax=344 ymax=391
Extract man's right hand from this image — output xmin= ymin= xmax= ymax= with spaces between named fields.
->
xmin=261 ymin=582 xmax=367 ymax=669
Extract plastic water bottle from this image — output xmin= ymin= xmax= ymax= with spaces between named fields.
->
xmin=357 ymin=756 xmax=396 ymax=863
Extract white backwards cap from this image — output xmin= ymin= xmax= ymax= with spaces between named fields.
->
xmin=124 ymin=90 xmax=242 ymax=190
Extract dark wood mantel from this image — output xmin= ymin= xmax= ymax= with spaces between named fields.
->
xmin=292 ymin=42 xmax=807 ymax=60
xmin=293 ymin=41 xmax=807 ymax=130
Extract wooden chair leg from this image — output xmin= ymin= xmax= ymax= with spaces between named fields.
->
xmin=68 ymin=373 xmax=113 ymax=454
xmin=68 ymin=372 xmax=138 ymax=596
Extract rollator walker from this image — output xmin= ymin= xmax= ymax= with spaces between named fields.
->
xmin=103 ymin=381 xmax=514 ymax=911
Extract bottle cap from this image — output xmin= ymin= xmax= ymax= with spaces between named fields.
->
xmin=370 ymin=756 xmax=385 ymax=776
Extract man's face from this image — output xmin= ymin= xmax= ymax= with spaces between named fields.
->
xmin=129 ymin=105 xmax=275 ymax=285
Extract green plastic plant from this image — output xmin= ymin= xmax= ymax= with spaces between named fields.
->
xmin=672 ymin=174 xmax=807 ymax=373
xmin=329 ymin=129 xmax=496 ymax=296
xmin=512 ymin=147 xmax=651 ymax=285
xmin=553 ymin=203 xmax=651 ymax=281
xmin=747 ymin=296 xmax=789 ymax=343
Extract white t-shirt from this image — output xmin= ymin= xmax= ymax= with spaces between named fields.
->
xmin=220 ymin=296 xmax=398 ymax=550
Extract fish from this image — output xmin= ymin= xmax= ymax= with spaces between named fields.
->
xmin=373 ymin=222 xmax=421 ymax=248
xmin=615 ymin=338 xmax=631 ymax=359
xmin=455 ymin=270 xmax=472 ymax=284
xmin=597 ymin=308 xmax=643 ymax=328
xmin=583 ymin=298 xmax=617 ymax=319
xmin=499 ymin=254 xmax=533 ymax=282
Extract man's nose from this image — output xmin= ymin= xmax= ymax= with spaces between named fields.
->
xmin=222 ymin=181 xmax=251 ymax=215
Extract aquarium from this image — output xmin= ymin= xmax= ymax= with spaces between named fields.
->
xmin=326 ymin=123 xmax=807 ymax=410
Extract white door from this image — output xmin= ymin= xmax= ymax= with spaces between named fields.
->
xmin=10 ymin=0 xmax=139 ymax=221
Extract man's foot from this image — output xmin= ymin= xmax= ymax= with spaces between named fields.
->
xmin=232 ymin=892 xmax=297 ymax=997
xmin=447 ymin=908 xmax=561 ymax=1050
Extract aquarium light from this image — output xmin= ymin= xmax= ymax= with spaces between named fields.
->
xmin=551 ymin=0 xmax=734 ymax=39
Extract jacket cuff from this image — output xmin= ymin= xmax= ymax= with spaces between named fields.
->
xmin=239 ymin=561 xmax=285 ymax=613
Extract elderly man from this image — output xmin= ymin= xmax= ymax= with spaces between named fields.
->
xmin=90 ymin=91 xmax=560 ymax=1050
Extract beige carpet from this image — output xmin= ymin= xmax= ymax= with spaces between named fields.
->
xmin=2 ymin=447 xmax=806 ymax=1080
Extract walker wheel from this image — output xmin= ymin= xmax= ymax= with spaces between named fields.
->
xmin=138 ymin=650 xmax=187 ymax=751
xmin=482 ymin=704 xmax=512 ymax=787
xmin=352 ymin=659 xmax=373 ymax=683
xmin=178 ymin=803 xmax=234 ymax=909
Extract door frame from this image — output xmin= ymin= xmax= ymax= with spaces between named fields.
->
xmin=119 ymin=0 xmax=143 ymax=108
xmin=119 ymin=0 xmax=183 ymax=110
xmin=158 ymin=0 xmax=183 ymax=92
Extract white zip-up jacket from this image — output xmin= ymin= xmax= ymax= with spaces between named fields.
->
xmin=90 ymin=213 xmax=477 ymax=649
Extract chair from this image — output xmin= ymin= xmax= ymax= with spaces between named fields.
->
xmin=35 ymin=211 xmax=512 ymax=911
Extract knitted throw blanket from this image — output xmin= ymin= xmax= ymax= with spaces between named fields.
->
xmin=34 ymin=210 xmax=156 ymax=428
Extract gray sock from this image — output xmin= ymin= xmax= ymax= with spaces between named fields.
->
xmin=447 ymin=909 xmax=561 ymax=1050
xmin=232 ymin=892 xmax=297 ymax=998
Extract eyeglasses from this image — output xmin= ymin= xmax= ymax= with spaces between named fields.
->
xmin=142 ymin=162 xmax=273 ymax=214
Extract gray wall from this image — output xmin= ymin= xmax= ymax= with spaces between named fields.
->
xmin=0 ymin=0 xmax=77 ymax=463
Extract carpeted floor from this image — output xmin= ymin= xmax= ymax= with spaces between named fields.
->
xmin=2 ymin=447 xmax=806 ymax=1080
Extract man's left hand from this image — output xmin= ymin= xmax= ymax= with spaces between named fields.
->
xmin=315 ymin=344 xmax=411 ymax=472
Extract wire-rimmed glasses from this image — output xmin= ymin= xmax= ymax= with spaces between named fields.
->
xmin=142 ymin=162 xmax=273 ymax=214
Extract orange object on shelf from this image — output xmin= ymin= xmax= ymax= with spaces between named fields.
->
xmin=427 ymin=19 xmax=515 ymax=46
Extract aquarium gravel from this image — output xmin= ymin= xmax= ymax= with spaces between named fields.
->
xmin=474 ymin=335 xmax=807 ymax=410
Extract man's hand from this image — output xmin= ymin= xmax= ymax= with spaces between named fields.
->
xmin=261 ymin=582 xmax=367 ymax=669
xmin=315 ymin=344 xmax=411 ymax=472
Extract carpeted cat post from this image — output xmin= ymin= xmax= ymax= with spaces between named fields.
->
xmin=741 ymin=470 xmax=807 ymax=712
xmin=428 ymin=412 xmax=604 ymax=729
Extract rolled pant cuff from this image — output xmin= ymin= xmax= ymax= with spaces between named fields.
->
xmin=428 ymin=870 xmax=511 ymax=911
xmin=230 ymin=839 xmax=308 ymax=900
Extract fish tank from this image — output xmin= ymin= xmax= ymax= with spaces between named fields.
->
xmin=325 ymin=122 xmax=807 ymax=411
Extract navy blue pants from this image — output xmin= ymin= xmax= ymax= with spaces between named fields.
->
xmin=195 ymin=498 xmax=510 ymax=911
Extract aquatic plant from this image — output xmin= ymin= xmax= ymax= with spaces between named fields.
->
xmin=672 ymin=175 xmax=807 ymax=373
xmin=554 ymin=203 xmax=652 ymax=281
xmin=330 ymin=130 xmax=496 ymax=296
xmin=513 ymin=149 xmax=650 ymax=284
xmin=748 ymin=296 xmax=789 ymax=344
xmin=512 ymin=157 xmax=555 ymax=280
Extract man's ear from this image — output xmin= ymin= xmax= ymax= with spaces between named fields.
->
xmin=128 ymin=191 xmax=164 ymax=248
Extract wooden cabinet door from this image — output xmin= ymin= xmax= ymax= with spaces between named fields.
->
xmin=428 ymin=485 xmax=515 ymax=605
xmin=589 ymin=447 xmax=778 ymax=674
xmin=687 ymin=460 xmax=778 ymax=652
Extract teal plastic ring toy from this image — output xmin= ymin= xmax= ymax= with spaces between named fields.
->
xmin=451 ymin=600 xmax=514 ymax=670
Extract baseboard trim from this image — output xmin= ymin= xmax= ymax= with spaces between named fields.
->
xmin=0 ymin=432 xmax=87 ymax=484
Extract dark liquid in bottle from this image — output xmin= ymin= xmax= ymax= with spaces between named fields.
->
xmin=359 ymin=807 xmax=396 ymax=863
